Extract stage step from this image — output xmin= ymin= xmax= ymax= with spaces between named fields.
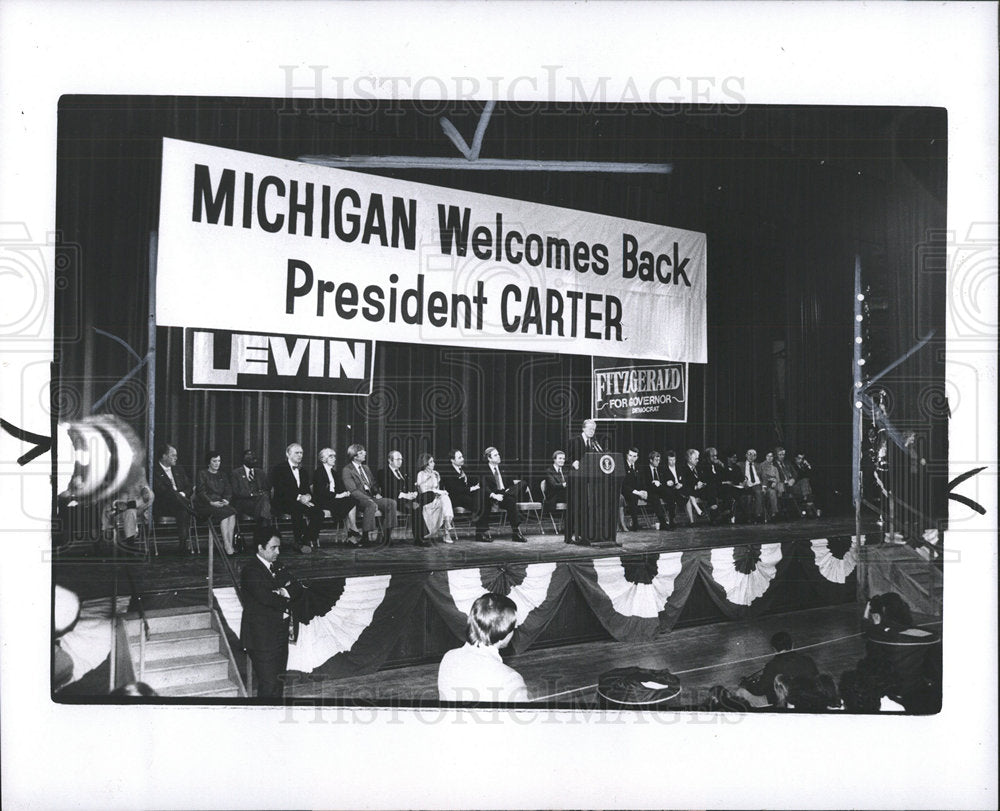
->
xmin=128 ymin=627 xmax=220 ymax=661
xmin=157 ymin=678 xmax=241 ymax=698
xmin=125 ymin=606 xmax=212 ymax=637
xmin=140 ymin=652 xmax=231 ymax=690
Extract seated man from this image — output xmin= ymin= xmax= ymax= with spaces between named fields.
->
xmin=437 ymin=593 xmax=528 ymax=702
xmin=312 ymin=448 xmax=359 ymax=542
xmin=270 ymin=442 xmax=323 ymax=554
xmin=477 ymin=447 xmax=528 ymax=543
xmin=439 ymin=448 xmax=481 ymax=514
xmin=231 ymin=449 xmax=273 ymax=527
xmin=736 ymin=631 xmax=819 ymax=707
xmin=621 ymin=447 xmax=653 ymax=531
xmin=740 ymin=448 xmax=765 ymax=523
xmin=378 ymin=450 xmax=420 ymax=512
xmin=698 ymin=446 xmax=727 ymax=520
xmin=639 ymin=450 xmax=672 ymax=530
xmin=542 ymin=450 xmax=569 ymax=523
xmin=341 ymin=443 xmax=397 ymax=546
xmin=151 ymin=443 xmax=196 ymax=555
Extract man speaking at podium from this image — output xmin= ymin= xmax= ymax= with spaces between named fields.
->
xmin=568 ymin=418 xmax=605 ymax=471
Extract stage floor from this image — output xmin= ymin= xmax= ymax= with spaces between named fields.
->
xmin=53 ymin=513 xmax=874 ymax=600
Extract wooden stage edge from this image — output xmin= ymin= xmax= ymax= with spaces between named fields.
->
xmin=53 ymin=514 xmax=876 ymax=600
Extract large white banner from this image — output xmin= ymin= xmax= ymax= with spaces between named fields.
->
xmin=156 ymin=138 xmax=707 ymax=362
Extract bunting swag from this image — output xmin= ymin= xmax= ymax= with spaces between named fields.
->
xmin=570 ymin=551 xmax=697 ymax=640
xmin=215 ymin=537 xmax=858 ymax=681
xmin=423 ymin=563 xmax=572 ymax=654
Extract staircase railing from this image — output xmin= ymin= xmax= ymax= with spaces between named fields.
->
xmin=204 ymin=519 xmax=252 ymax=695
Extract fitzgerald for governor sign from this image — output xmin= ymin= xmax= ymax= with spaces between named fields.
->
xmin=156 ymin=138 xmax=707 ymax=362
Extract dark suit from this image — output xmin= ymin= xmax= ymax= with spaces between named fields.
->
xmin=311 ymin=464 xmax=356 ymax=522
xmin=698 ymin=457 xmax=727 ymax=512
xmin=477 ymin=463 xmax=526 ymax=531
xmin=660 ymin=463 xmax=685 ymax=522
xmin=270 ymin=462 xmax=323 ymax=548
xmin=240 ymin=556 xmax=295 ymax=698
xmin=568 ymin=434 xmax=604 ymax=467
xmin=342 ymin=461 xmax=397 ymax=537
xmin=231 ymin=465 xmax=272 ymax=523
xmin=740 ymin=459 xmax=765 ymax=520
xmin=440 ymin=463 xmax=479 ymax=513
xmin=151 ymin=462 xmax=193 ymax=549
xmin=638 ymin=463 xmax=670 ymax=526
xmin=542 ymin=465 xmax=568 ymax=513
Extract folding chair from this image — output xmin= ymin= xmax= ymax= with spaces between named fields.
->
xmin=499 ymin=486 xmax=545 ymax=535
xmin=539 ymin=479 xmax=567 ymax=534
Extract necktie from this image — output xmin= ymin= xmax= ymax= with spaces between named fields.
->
xmin=359 ymin=465 xmax=370 ymax=486
xmin=586 ymin=439 xmax=592 ymax=450
xmin=493 ymin=466 xmax=503 ymax=490
xmin=748 ymin=463 xmax=757 ymax=484
xmin=248 ymin=468 xmax=254 ymax=482
xmin=394 ymin=469 xmax=403 ymax=481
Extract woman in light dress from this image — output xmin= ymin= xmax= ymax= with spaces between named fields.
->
xmin=416 ymin=452 xmax=456 ymax=543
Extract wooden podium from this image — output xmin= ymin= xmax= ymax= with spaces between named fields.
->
xmin=565 ymin=452 xmax=624 ymax=547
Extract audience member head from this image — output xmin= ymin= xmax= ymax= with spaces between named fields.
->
xmin=252 ymin=523 xmax=276 ymax=550
xmin=746 ymin=448 xmax=757 ymax=462
xmin=704 ymin=447 xmax=718 ymax=462
xmin=417 ymin=452 xmax=434 ymax=470
xmin=774 ymin=446 xmax=786 ymax=461
xmin=204 ymin=449 xmax=222 ymax=468
xmin=346 ymin=443 xmax=366 ymax=462
xmin=816 ymin=673 xmax=841 ymax=709
xmin=552 ymin=450 xmax=566 ymax=467
xmin=466 ymin=593 xmax=518 ymax=648
xmin=770 ymin=631 xmax=793 ymax=652
xmin=839 ymin=669 xmax=881 ymax=713
xmin=725 ymin=450 xmax=739 ymax=465
xmin=318 ymin=447 xmax=335 ymax=466
xmin=686 ymin=448 xmax=699 ymax=465
xmin=867 ymin=592 xmax=914 ymax=628
xmin=157 ymin=443 xmax=178 ymax=467
xmin=763 ymin=450 xmax=774 ymax=464
xmin=785 ymin=674 xmax=830 ymax=712
xmin=648 ymin=450 xmax=661 ymax=464
xmin=285 ymin=443 xmax=304 ymax=466
xmin=110 ymin=681 xmax=158 ymax=698
xmin=666 ymin=450 xmax=677 ymax=464
xmin=449 ymin=449 xmax=465 ymax=468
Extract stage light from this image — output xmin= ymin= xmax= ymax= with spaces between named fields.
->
xmin=856 ymin=315 xmax=863 ymax=322
xmin=857 ymin=293 xmax=865 ymax=301
xmin=855 ymin=337 xmax=863 ymax=344
xmin=855 ymin=401 xmax=863 ymax=409
xmin=855 ymin=381 xmax=863 ymax=388
xmin=857 ymin=358 xmax=866 ymax=366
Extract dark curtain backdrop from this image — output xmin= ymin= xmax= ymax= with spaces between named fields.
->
xmin=55 ymin=99 xmax=946 ymax=511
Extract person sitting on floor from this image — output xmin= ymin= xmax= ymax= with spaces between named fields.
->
xmin=437 ymin=593 xmax=529 ymax=702
xmin=737 ymin=631 xmax=819 ymax=706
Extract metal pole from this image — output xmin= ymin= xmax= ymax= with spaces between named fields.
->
xmin=853 ymin=254 xmax=863 ymax=549
xmin=147 ymin=232 xmax=157 ymax=532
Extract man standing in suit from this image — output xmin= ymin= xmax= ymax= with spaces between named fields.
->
xmin=240 ymin=533 xmax=300 ymax=698
xmin=639 ymin=450 xmax=672 ymax=530
xmin=440 ymin=449 xmax=481 ymax=513
xmin=742 ymin=448 xmax=765 ymax=523
xmin=312 ymin=448 xmax=358 ymax=540
xmin=620 ymin=447 xmax=648 ymax=532
xmin=341 ymin=443 xmax=397 ymax=546
xmin=270 ymin=442 xmax=323 ymax=554
xmin=231 ymin=449 xmax=273 ymax=526
xmin=151 ymin=443 xmax=196 ymax=555
xmin=478 ymin=447 xmax=528 ymax=543
xmin=568 ymin=418 xmax=604 ymax=471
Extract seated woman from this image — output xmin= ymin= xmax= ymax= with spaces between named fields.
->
xmin=679 ymin=448 xmax=709 ymax=524
xmin=102 ymin=473 xmax=154 ymax=547
xmin=194 ymin=449 xmax=238 ymax=555
xmin=758 ymin=450 xmax=781 ymax=521
xmin=415 ymin=452 xmax=457 ymax=544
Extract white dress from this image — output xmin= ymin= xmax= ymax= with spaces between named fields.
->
xmin=417 ymin=469 xmax=454 ymax=536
